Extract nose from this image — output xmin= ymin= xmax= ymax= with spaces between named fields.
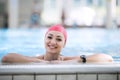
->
xmin=50 ymin=39 xmax=56 ymax=44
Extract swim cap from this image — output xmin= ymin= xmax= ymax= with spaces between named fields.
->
xmin=46 ymin=24 xmax=67 ymax=44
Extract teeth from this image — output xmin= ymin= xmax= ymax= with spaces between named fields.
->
xmin=49 ymin=45 xmax=56 ymax=49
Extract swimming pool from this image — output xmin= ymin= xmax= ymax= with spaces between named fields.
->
xmin=0 ymin=28 xmax=120 ymax=62
xmin=0 ymin=28 xmax=120 ymax=80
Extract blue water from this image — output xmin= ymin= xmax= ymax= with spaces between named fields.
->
xmin=0 ymin=28 xmax=120 ymax=62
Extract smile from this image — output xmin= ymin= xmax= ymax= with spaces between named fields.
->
xmin=48 ymin=45 xmax=57 ymax=49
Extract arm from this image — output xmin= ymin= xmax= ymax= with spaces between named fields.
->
xmin=2 ymin=53 xmax=42 ymax=63
xmin=86 ymin=54 xmax=113 ymax=63
xmin=63 ymin=53 xmax=113 ymax=63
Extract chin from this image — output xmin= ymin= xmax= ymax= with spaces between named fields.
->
xmin=47 ymin=50 xmax=57 ymax=54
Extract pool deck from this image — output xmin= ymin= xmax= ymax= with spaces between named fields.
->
xmin=0 ymin=63 xmax=120 ymax=80
xmin=0 ymin=63 xmax=120 ymax=74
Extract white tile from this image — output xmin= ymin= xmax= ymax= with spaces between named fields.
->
xmin=14 ymin=75 xmax=34 ymax=80
xmin=78 ymin=74 xmax=96 ymax=80
xmin=57 ymin=74 xmax=76 ymax=80
xmin=36 ymin=75 xmax=55 ymax=80
xmin=0 ymin=75 xmax=12 ymax=80
xmin=98 ymin=74 xmax=117 ymax=80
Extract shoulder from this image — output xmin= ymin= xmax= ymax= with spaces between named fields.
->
xmin=35 ymin=55 xmax=44 ymax=60
xmin=59 ymin=56 xmax=80 ymax=61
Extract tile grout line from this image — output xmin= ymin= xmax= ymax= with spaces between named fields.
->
xmin=117 ymin=73 xmax=119 ymax=80
xmin=12 ymin=74 xmax=14 ymax=80
xmin=55 ymin=74 xmax=57 ymax=80
xmin=96 ymin=73 xmax=98 ymax=80
xmin=76 ymin=73 xmax=78 ymax=80
xmin=34 ymin=73 xmax=36 ymax=80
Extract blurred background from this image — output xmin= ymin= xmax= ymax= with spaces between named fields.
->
xmin=0 ymin=0 xmax=120 ymax=29
xmin=0 ymin=0 xmax=120 ymax=61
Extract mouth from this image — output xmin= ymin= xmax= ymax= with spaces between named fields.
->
xmin=48 ymin=45 xmax=57 ymax=50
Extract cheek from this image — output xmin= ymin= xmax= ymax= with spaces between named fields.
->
xmin=44 ymin=38 xmax=48 ymax=46
xmin=60 ymin=41 xmax=65 ymax=48
xmin=62 ymin=39 xmax=66 ymax=46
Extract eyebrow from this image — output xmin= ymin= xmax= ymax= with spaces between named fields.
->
xmin=48 ymin=33 xmax=62 ymax=38
xmin=48 ymin=34 xmax=53 ymax=36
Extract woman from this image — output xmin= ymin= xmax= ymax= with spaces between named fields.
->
xmin=2 ymin=24 xmax=113 ymax=63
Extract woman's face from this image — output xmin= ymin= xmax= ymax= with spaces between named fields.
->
xmin=45 ymin=31 xmax=65 ymax=54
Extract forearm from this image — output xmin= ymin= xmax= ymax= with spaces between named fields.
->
xmin=2 ymin=53 xmax=41 ymax=63
xmin=63 ymin=54 xmax=113 ymax=63
xmin=86 ymin=54 xmax=113 ymax=63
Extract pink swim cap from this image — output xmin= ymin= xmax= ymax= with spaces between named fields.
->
xmin=46 ymin=24 xmax=67 ymax=44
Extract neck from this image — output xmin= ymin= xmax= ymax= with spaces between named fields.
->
xmin=44 ymin=52 xmax=60 ymax=61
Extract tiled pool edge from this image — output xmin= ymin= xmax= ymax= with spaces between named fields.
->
xmin=0 ymin=64 xmax=120 ymax=80
xmin=0 ymin=64 xmax=120 ymax=74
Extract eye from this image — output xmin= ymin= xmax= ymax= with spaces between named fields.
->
xmin=47 ymin=36 xmax=52 ymax=39
xmin=56 ymin=38 xmax=62 ymax=41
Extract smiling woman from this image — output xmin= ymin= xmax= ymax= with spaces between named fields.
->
xmin=1 ymin=24 xmax=113 ymax=63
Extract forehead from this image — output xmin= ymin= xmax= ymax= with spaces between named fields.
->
xmin=46 ymin=31 xmax=64 ymax=37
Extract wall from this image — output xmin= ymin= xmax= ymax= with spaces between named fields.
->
xmin=0 ymin=73 xmax=119 ymax=80
xmin=0 ymin=64 xmax=120 ymax=80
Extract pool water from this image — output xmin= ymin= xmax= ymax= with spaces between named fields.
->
xmin=0 ymin=28 xmax=120 ymax=62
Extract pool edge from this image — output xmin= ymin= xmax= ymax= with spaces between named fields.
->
xmin=0 ymin=63 xmax=120 ymax=74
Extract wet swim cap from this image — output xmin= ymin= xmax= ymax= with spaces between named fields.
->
xmin=46 ymin=24 xmax=67 ymax=44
